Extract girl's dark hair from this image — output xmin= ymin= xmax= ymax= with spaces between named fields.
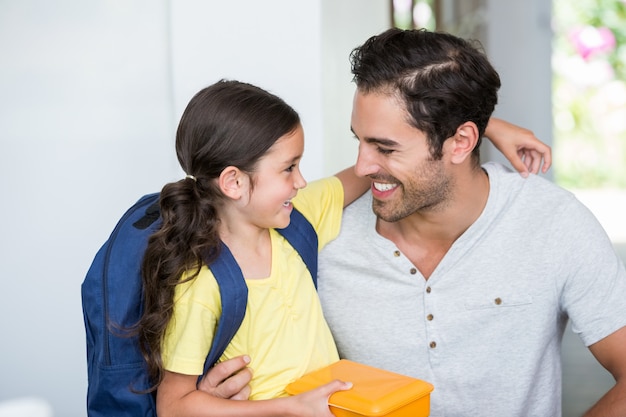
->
xmin=137 ymin=79 xmax=300 ymax=389
xmin=350 ymin=28 xmax=501 ymax=163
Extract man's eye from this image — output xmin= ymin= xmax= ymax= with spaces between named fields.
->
xmin=377 ymin=147 xmax=394 ymax=155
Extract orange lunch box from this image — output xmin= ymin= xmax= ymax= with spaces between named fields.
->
xmin=286 ymin=359 xmax=434 ymax=417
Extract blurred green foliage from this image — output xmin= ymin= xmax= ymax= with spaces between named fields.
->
xmin=553 ymin=0 xmax=626 ymax=188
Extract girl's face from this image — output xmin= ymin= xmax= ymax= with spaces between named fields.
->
xmin=246 ymin=123 xmax=307 ymax=229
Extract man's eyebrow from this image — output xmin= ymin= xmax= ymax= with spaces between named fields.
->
xmin=367 ymin=137 xmax=400 ymax=147
xmin=350 ymin=127 xmax=400 ymax=147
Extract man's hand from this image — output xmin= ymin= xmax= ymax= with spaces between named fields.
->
xmin=197 ymin=355 xmax=253 ymax=400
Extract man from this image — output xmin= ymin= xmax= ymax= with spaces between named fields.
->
xmin=203 ymin=29 xmax=626 ymax=416
xmin=315 ymin=28 xmax=626 ymax=416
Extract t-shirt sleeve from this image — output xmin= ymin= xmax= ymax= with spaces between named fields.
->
xmin=291 ymin=176 xmax=344 ymax=251
xmin=556 ymin=195 xmax=626 ymax=346
xmin=161 ymin=267 xmax=221 ymax=375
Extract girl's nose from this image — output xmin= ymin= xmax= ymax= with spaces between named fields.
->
xmin=294 ymin=169 xmax=307 ymax=189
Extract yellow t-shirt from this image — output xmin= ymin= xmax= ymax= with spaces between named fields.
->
xmin=161 ymin=176 xmax=343 ymax=399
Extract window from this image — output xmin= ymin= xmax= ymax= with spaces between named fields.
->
xmin=391 ymin=0 xmax=436 ymax=30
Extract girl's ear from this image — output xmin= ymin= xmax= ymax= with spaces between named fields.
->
xmin=449 ymin=122 xmax=479 ymax=165
xmin=218 ymin=166 xmax=247 ymax=200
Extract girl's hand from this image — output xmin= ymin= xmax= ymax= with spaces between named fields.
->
xmin=485 ymin=118 xmax=552 ymax=177
xmin=287 ymin=379 xmax=353 ymax=417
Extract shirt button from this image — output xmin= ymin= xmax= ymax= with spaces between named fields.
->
xmin=429 ymin=341 xmax=437 ymax=348
xmin=427 ymin=314 xmax=434 ymax=321
xmin=495 ymin=297 xmax=502 ymax=305
xmin=426 ymin=286 xmax=432 ymax=293
xmin=393 ymin=250 xmax=401 ymax=257
xmin=410 ymin=268 xmax=417 ymax=275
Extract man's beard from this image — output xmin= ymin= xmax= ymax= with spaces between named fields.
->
xmin=372 ymin=161 xmax=451 ymax=222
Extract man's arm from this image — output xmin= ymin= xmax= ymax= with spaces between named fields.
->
xmin=584 ymin=326 xmax=626 ymax=416
xmin=334 ymin=166 xmax=370 ymax=208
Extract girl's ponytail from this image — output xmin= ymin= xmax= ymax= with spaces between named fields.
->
xmin=139 ymin=176 xmax=222 ymax=387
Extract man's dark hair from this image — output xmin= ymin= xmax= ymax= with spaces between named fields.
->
xmin=350 ymin=28 xmax=501 ymax=160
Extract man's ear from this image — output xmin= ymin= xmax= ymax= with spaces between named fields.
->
xmin=218 ymin=166 xmax=247 ymax=200
xmin=449 ymin=122 xmax=479 ymax=165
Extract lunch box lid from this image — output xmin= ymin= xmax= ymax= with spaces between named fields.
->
xmin=286 ymin=360 xmax=434 ymax=416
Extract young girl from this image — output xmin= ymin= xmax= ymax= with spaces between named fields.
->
xmin=137 ymin=79 xmax=550 ymax=417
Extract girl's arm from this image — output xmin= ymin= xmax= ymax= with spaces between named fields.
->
xmin=484 ymin=117 xmax=552 ymax=177
xmin=334 ymin=166 xmax=370 ymax=208
xmin=157 ymin=370 xmax=351 ymax=417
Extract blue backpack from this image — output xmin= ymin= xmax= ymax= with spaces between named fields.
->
xmin=81 ymin=193 xmax=318 ymax=417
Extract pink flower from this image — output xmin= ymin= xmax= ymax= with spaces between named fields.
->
xmin=569 ymin=26 xmax=616 ymax=60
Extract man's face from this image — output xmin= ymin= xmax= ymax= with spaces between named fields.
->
xmin=351 ymin=90 xmax=452 ymax=222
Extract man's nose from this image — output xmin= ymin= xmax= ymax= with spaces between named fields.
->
xmin=354 ymin=145 xmax=376 ymax=178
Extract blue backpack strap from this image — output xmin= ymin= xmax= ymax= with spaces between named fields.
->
xmin=201 ymin=242 xmax=248 ymax=375
xmin=277 ymin=208 xmax=318 ymax=287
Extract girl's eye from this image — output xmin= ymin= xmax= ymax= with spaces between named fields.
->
xmin=286 ymin=164 xmax=296 ymax=172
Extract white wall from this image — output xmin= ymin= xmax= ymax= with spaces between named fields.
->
xmin=168 ymin=0 xmax=326 ymax=180
xmin=484 ymin=0 xmax=554 ymax=180
xmin=0 ymin=2 xmax=174 ymax=416
xmin=320 ymin=0 xmax=390 ymax=175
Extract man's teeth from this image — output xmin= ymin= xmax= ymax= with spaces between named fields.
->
xmin=374 ymin=182 xmax=396 ymax=192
